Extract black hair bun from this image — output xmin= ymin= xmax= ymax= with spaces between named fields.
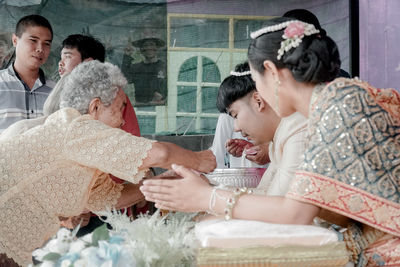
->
xmin=234 ymin=61 xmax=250 ymax=72
xmin=282 ymin=35 xmax=340 ymax=83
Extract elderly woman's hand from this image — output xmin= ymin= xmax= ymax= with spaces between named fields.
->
xmin=152 ymin=169 xmax=178 ymax=179
xmin=194 ymin=150 xmax=216 ymax=173
xmin=140 ymin=164 xmax=212 ymax=212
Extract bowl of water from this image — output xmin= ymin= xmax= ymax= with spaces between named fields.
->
xmin=205 ymin=168 xmax=266 ymax=188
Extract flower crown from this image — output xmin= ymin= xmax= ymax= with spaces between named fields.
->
xmin=251 ymin=20 xmax=320 ymax=60
xmin=230 ymin=70 xmax=251 ymax=77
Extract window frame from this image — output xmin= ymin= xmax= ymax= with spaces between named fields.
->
xmin=135 ymin=13 xmax=272 ymax=135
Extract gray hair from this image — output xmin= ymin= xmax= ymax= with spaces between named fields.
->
xmin=60 ymin=60 xmax=127 ymax=114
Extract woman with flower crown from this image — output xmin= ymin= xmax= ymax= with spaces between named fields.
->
xmin=141 ymin=17 xmax=400 ymax=266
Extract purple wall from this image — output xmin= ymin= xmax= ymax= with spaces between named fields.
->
xmin=360 ymin=0 xmax=400 ymax=90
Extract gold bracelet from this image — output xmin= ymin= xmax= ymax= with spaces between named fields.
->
xmin=224 ymin=187 xmax=253 ymax=220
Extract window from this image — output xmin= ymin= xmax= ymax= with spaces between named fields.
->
xmin=175 ymin=56 xmax=220 ymax=134
xmin=134 ymin=13 xmax=270 ymax=135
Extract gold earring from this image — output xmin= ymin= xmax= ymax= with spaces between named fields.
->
xmin=274 ymin=80 xmax=281 ymax=113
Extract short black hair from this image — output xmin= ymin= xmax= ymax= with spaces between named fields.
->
xmin=216 ymin=62 xmax=256 ymax=113
xmin=15 ymin=14 xmax=53 ymax=39
xmin=62 ymin=34 xmax=105 ymax=62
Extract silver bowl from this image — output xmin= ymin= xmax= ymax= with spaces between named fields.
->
xmin=205 ymin=168 xmax=266 ymax=188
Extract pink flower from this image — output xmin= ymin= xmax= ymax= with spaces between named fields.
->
xmin=284 ymin=22 xmax=305 ymax=38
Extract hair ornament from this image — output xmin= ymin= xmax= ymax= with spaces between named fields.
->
xmin=230 ymin=70 xmax=251 ymax=77
xmin=251 ymin=20 xmax=320 ymax=60
xmin=250 ymin=20 xmax=297 ymax=39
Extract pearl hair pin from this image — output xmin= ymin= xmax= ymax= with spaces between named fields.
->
xmin=230 ymin=70 xmax=251 ymax=77
xmin=251 ymin=20 xmax=320 ymax=60
xmin=250 ymin=20 xmax=297 ymax=39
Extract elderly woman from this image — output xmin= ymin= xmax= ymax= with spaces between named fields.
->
xmin=0 ymin=60 xmax=215 ymax=265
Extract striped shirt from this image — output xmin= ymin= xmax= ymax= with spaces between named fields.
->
xmin=0 ymin=64 xmax=55 ymax=133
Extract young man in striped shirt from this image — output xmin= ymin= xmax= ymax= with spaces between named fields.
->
xmin=0 ymin=14 xmax=54 ymax=134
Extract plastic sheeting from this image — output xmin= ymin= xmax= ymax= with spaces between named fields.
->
xmin=0 ymin=0 xmax=350 ymax=135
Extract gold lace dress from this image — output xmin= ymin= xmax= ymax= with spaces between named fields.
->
xmin=0 ymin=108 xmax=154 ymax=265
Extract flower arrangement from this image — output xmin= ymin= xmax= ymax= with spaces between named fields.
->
xmin=31 ymin=211 xmax=198 ymax=267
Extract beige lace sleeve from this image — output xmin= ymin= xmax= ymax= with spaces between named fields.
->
xmin=64 ymin=115 xmax=155 ymax=184
xmin=86 ymin=171 xmax=124 ymax=212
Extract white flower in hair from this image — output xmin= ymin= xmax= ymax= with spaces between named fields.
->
xmin=250 ymin=20 xmax=319 ymax=60
xmin=230 ymin=70 xmax=251 ymax=77
xmin=250 ymin=20 xmax=296 ymax=39
xmin=277 ymin=21 xmax=319 ymax=60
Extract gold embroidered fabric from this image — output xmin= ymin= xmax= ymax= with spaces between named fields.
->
xmin=288 ymin=79 xmax=400 ymax=234
xmin=197 ymin=242 xmax=349 ymax=267
xmin=0 ymin=108 xmax=154 ymax=265
xmin=287 ymin=78 xmax=400 ymax=266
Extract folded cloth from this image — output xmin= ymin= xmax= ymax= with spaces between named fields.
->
xmin=195 ymin=219 xmax=339 ymax=248
xmin=195 ymin=219 xmax=349 ymax=267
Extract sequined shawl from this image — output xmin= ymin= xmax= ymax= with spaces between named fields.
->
xmin=286 ymin=78 xmax=400 ymax=237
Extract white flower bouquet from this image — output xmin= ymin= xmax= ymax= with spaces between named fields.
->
xmin=32 ymin=211 xmax=198 ymax=267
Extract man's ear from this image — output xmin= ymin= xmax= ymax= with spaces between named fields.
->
xmin=251 ymin=91 xmax=266 ymax=112
xmin=88 ymin=98 xmax=101 ymax=119
xmin=12 ymin=34 xmax=18 ymax=47
xmin=263 ymin=60 xmax=280 ymax=82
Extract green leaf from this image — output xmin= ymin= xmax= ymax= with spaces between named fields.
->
xmin=42 ymin=252 xmax=61 ymax=261
xmin=91 ymin=223 xmax=110 ymax=246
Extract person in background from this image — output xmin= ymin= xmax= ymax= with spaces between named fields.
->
xmin=0 ymin=32 xmax=13 ymax=69
xmin=121 ymin=30 xmax=167 ymax=106
xmin=55 ymin=34 xmax=141 ymax=136
xmin=0 ymin=14 xmax=54 ymax=134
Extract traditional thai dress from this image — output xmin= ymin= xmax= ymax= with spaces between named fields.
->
xmin=0 ymin=108 xmax=154 ymax=266
xmin=287 ymin=78 xmax=400 ymax=266
xmin=256 ymin=112 xmax=308 ymax=196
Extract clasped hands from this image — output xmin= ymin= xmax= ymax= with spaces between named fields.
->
xmin=140 ymin=149 xmax=216 ymax=212
xmin=140 ymin=163 xmax=212 ymax=213
xmin=60 ymin=149 xmax=216 ymax=227
xmin=225 ymin=139 xmax=270 ymax=165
